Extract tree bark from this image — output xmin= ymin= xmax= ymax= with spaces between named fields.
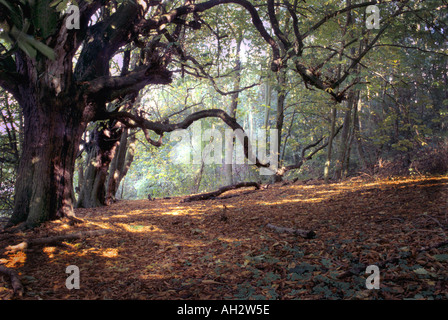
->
xmin=77 ymin=121 xmax=123 ymax=208
xmin=324 ymin=105 xmax=337 ymax=183
xmin=105 ymin=128 xmax=137 ymax=203
xmin=181 ymin=182 xmax=261 ymax=202
xmin=224 ymin=36 xmax=242 ymax=186
xmin=0 ymin=266 xmax=23 ymax=297
xmin=9 ymin=88 xmax=86 ymax=228
xmin=335 ymin=93 xmax=354 ymax=179
xmin=353 ymin=92 xmax=368 ymax=170
xmin=274 ymin=69 xmax=287 ymax=182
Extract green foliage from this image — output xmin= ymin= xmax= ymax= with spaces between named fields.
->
xmin=0 ymin=90 xmax=20 ymax=216
xmin=0 ymin=0 xmax=56 ymax=59
xmin=32 ymin=0 xmax=59 ymax=39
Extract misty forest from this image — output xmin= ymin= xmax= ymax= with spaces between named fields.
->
xmin=0 ymin=0 xmax=447 ymax=300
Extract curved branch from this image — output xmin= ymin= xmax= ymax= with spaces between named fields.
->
xmin=283 ymin=0 xmax=304 ymax=55
xmin=267 ymin=0 xmax=290 ymax=49
xmin=178 ymin=54 xmax=261 ymax=96
xmin=107 ymin=108 xmax=271 ymax=168
xmin=276 ymin=124 xmax=344 ymax=176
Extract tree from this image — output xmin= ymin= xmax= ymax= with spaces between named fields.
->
xmin=0 ymin=0 xmax=281 ymax=228
xmin=259 ymin=0 xmax=443 ymax=180
xmin=0 ymin=0 xmax=444 ymax=228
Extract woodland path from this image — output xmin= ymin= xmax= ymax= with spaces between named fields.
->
xmin=1 ymin=176 xmax=447 ymax=300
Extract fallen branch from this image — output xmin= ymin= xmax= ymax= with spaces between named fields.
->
xmin=214 ymin=190 xmax=258 ymax=200
xmin=266 ymin=223 xmax=316 ymax=239
xmin=0 ymin=265 xmax=24 ymax=297
xmin=5 ymin=229 xmax=113 ymax=253
xmin=181 ymin=182 xmax=261 ymax=202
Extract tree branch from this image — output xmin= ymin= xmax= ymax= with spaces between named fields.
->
xmin=267 ymin=0 xmax=290 ymax=50
xmin=276 ymin=124 xmax=344 ymax=176
xmin=301 ymin=1 xmax=378 ymax=40
xmin=84 ymin=63 xmax=172 ymax=102
xmin=140 ymin=0 xmax=281 ymax=71
xmin=181 ymin=182 xmax=261 ymax=202
xmin=331 ymin=1 xmax=410 ymax=90
xmin=106 ymin=108 xmax=271 ymax=168
xmin=373 ymin=43 xmax=448 ymax=57
xmin=0 ymin=266 xmax=23 ymax=297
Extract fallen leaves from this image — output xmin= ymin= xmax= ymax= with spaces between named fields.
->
xmin=1 ymin=176 xmax=447 ymax=299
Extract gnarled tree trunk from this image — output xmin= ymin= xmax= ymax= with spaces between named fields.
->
xmin=105 ymin=128 xmax=137 ymax=204
xmin=77 ymin=121 xmax=124 ymax=208
xmin=10 ymin=86 xmax=86 ymax=228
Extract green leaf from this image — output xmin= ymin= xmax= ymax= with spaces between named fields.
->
xmin=10 ymin=26 xmax=55 ymax=60
xmin=25 ymin=36 xmax=56 ymax=60
xmin=0 ymin=0 xmax=13 ymax=11
xmin=49 ymin=0 xmax=62 ymax=6
xmin=17 ymin=39 xmax=37 ymax=59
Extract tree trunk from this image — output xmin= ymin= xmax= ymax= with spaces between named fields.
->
xmin=335 ymin=93 xmax=354 ymax=179
xmin=77 ymin=121 xmax=123 ymax=208
xmin=9 ymin=92 xmax=85 ymax=228
xmin=263 ymin=82 xmax=271 ymax=129
xmin=106 ymin=128 xmax=128 ymax=199
xmin=324 ymin=105 xmax=337 ymax=183
xmin=224 ymin=36 xmax=242 ymax=186
xmin=105 ymin=128 xmax=137 ymax=203
xmin=353 ymin=93 xmax=367 ymax=170
xmin=274 ymin=69 xmax=286 ymax=182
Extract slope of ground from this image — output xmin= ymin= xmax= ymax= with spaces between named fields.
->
xmin=1 ymin=176 xmax=447 ymax=300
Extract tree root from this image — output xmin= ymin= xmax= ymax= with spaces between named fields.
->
xmin=5 ymin=229 xmax=113 ymax=253
xmin=0 ymin=265 xmax=24 ymax=297
xmin=1 ymin=229 xmax=113 ymax=297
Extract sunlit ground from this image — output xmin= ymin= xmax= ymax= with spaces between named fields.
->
xmin=1 ymin=175 xmax=447 ymax=300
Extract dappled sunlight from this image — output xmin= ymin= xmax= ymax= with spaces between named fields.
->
xmin=2 ymin=251 xmax=26 ymax=269
xmin=116 ymin=222 xmax=163 ymax=233
xmin=216 ymin=237 xmax=246 ymax=243
xmin=2 ymin=176 xmax=447 ymax=299
xmin=42 ymin=247 xmax=57 ymax=259
xmin=64 ymin=246 xmax=121 ymax=259
xmin=100 ymin=248 xmax=119 ymax=258
xmin=109 ymin=214 xmax=129 ymax=219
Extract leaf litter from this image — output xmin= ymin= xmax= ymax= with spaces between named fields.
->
xmin=0 ymin=176 xmax=447 ymax=300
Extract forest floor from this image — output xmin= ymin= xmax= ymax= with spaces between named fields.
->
xmin=1 ymin=175 xmax=448 ymax=300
